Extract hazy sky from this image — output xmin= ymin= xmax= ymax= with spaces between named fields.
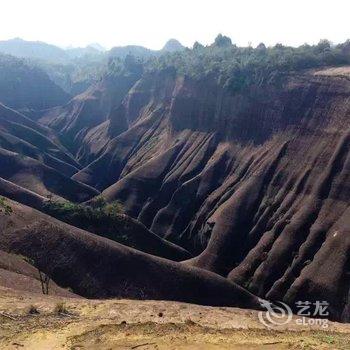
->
xmin=0 ymin=0 xmax=349 ymax=49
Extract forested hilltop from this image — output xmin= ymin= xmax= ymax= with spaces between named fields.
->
xmin=109 ymin=35 xmax=350 ymax=92
xmin=0 ymin=54 xmax=70 ymax=110
xmin=1 ymin=35 xmax=349 ymax=101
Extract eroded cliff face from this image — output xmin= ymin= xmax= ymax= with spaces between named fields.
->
xmin=73 ymin=68 xmax=350 ymax=321
xmin=39 ymin=73 xmax=141 ymax=164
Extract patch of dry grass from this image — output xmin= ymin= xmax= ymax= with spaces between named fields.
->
xmin=68 ymin=321 xmax=350 ymax=350
xmin=0 ymin=290 xmax=349 ymax=350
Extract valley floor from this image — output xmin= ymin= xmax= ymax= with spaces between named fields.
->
xmin=0 ymin=287 xmax=350 ymax=349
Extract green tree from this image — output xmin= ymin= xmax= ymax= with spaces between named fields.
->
xmin=213 ymin=34 xmax=232 ymax=47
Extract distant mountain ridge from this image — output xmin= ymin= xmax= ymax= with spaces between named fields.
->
xmin=161 ymin=39 xmax=185 ymax=52
xmin=0 ymin=38 xmax=185 ymax=62
xmin=0 ymin=38 xmax=185 ymax=95
xmin=0 ymin=38 xmax=69 ymax=62
xmin=108 ymin=39 xmax=185 ymax=59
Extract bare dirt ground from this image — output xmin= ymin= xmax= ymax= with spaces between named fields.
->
xmin=0 ymin=287 xmax=349 ymax=349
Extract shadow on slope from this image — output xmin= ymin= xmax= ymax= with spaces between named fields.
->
xmin=0 ymin=181 xmax=190 ymax=261
xmin=0 ymin=198 xmax=261 ymax=310
xmin=0 ymin=103 xmax=80 ymax=175
xmin=42 ymin=198 xmax=191 ymax=261
xmin=0 ymin=148 xmax=99 ymax=202
xmin=0 ymin=250 xmax=77 ymax=297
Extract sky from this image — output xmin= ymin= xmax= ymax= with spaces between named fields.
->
xmin=0 ymin=0 xmax=349 ymax=50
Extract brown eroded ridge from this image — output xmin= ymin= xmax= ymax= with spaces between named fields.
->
xmin=0 ymin=49 xmax=349 ymax=325
xmin=72 ymin=68 xmax=350 ymax=321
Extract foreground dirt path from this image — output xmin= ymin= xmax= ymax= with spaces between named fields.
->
xmin=0 ymin=287 xmax=349 ymax=349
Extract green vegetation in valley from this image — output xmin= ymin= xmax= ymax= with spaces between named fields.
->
xmin=43 ymin=196 xmax=124 ymax=225
xmin=42 ymin=196 xmax=141 ymax=246
xmin=0 ymin=196 xmax=12 ymax=215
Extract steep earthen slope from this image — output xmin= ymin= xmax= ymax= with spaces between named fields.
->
xmin=0 ymin=177 xmax=47 ymax=210
xmin=39 ymin=72 xmax=142 ymax=164
xmin=74 ymin=68 xmax=350 ymax=321
xmin=0 ymin=103 xmax=80 ymax=175
xmin=0 ymin=148 xmax=99 ymax=202
xmin=0 ymin=180 xmax=190 ymax=260
xmin=0 ymin=198 xmax=260 ymax=310
xmin=0 ymin=250 xmax=76 ymax=296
